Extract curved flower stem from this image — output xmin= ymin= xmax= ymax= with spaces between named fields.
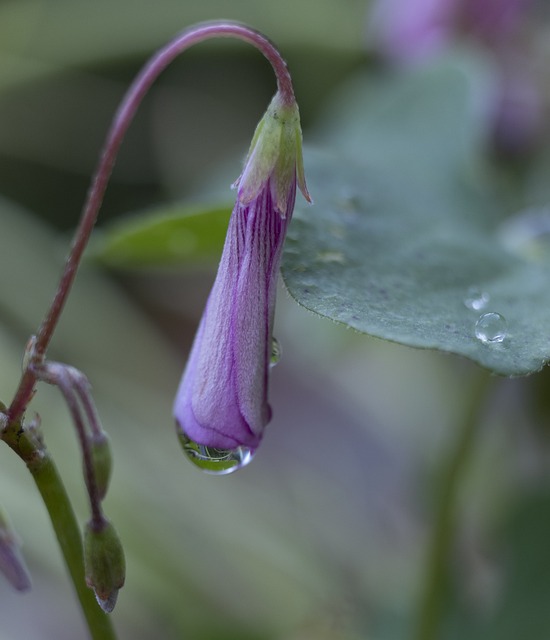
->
xmin=412 ymin=369 xmax=493 ymax=640
xmin=8 ymin=21 xmax=295 ymax=424
xmin=1 ymin=424 xmax=116 ymax=640
xmin=2 ymin=21 xmax=294 ymax=637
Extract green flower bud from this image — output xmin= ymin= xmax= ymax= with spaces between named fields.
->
xmin=90 ymin=434 xmax=113 ymax=501
xmin=84 ymin=519 xmax=125 ymax=613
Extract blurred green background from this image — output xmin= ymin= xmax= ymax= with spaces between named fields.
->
xmin=2 ymin=1 xmax=550 ymax=639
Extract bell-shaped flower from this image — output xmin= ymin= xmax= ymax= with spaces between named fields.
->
xmin=173 ymin=91 xmax=310 ymax=474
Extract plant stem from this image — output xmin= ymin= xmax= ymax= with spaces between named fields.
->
xmin=8 ymin=21 xmax=295 ymax=425
xmin=2 ymin=21 xmax=295 ymax=638
xmin=412 ymin=369 xmax=493 ymax=640
xmin=2 ymin=425 xmax=116 ymax=640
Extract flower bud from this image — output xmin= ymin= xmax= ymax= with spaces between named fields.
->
xmin=84 ymin=519 xmax=125 ymax=613
xmin=90 ymin=433 xmax=113 ymax=501
xmin=174 ymin=89 xmax=310 ymax=472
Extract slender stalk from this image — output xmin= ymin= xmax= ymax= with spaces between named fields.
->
xmin=412 ymin=369 xmax=493 ymax=640
xmin=8 ymin=21 xmax=295 ymax=424
xmin=35 ymin=362 xmax=105 ymax=526
xmin=1 ymin=22 xmax=295 ymax=639
xmin=1 ymin=426 xmax=116 ymax=640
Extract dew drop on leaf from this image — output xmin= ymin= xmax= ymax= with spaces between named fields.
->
xmin=475 ymin=312 xmax=507 ymax=344
xmin=464 ymin=287 xmax=490 ymax=311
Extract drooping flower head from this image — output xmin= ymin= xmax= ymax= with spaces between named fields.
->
xmin=174 ymin=90 xmax=310 ymax=474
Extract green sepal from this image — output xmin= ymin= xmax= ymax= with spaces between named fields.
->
xmin=236 ymin=91 xmax=310 ymax=215
xmin=84 ymin=519 xmax=126 ymax=613
xmin=90 ymin=434 xmax=113 ymax=501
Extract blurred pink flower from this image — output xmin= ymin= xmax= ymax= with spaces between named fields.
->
xmin=368 ymin=0 xmax=458 ymax=63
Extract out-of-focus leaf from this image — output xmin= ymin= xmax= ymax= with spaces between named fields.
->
xmin=316 ymin=51 xmax=496 ymax=198
xmin=446 ymin=490 xmax=550 ymax=640
xmin=0 ymin=0 xmax=366 ymax=77
xmin=93 ymin=203 xmax=231 ymax=268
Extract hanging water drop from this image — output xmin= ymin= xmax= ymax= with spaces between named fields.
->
xmin=475 ymin=312 xmax=507 ymax=344
xmin=270 ymin=336 xmax=282 ymax=368
xmin=463 ymin=287 xmax=490 ymax=311
xmin=178 ymin=431 xmax=255 ymax=475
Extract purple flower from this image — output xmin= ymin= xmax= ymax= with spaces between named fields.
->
xmin=368 ymin=0 xmax=534 ymax=63
xmin=459 ymin=0 xmax=533 ymax=44
xmin=368 ymin=0 xmax=458 ymax=64
xmin=174 ymin=91 xmax=309 ymax=472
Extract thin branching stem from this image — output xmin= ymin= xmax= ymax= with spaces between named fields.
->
xmin=35 ymin=363 xmax=105 ymax=527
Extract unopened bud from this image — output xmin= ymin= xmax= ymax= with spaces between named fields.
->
xmin=0 ymin=509 xmax=32 ymax=592
xmin=84 ymin=519 xmax=125 ymax=613
xmin=90 ymin=434 xmax=113 ymax=501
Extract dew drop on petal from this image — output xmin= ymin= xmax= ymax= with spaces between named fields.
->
xmin=464 ymin=287 xmax=490 ymax=311
xmin=270 ymin=336 xmax=282 ymax=368
xmin=178 ymin=432 xmax=255 ymax=475
xmin=475 ymin=312 xmax=507 ymax=344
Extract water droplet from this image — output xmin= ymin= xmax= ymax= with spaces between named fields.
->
xmin=178 ymin=432 xmax=255 ymax=475
xmin=270 ymin=337 xmax=282 ymax=368
xmin=475 ymin=312 xmax=507 ymax=344
xmin=464 ymin=287 xmax=490 ymax=311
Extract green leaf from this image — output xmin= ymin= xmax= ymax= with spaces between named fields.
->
xmin=445 ymin=490 xmax=550 ymax=640
xmin=282 ymin=56 xmax=550 ymax=377
xmin=0 ymin=0 xmax=366 ymax=78
xmin=316 ymin=51 xmax=495 ymax=198
xmin=93 ymin=203 xmax=231 ymax=268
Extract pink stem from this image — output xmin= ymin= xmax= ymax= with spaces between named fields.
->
xmin=8 ymin=21 xmax=295 ymax=423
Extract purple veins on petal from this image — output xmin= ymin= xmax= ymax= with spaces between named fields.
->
xmin=173 ymin=89 xmax=308 ymax=470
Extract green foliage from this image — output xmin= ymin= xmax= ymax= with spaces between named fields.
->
xmin=94 ymin=204 xmax=231 ymax=268
xmin=282 ymin=146 xmax=549 ymax=377
xmin=281 ymin=54 xmax=550 ymax=377
xmin=446 ymin=490 xmax=550 ymax=640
